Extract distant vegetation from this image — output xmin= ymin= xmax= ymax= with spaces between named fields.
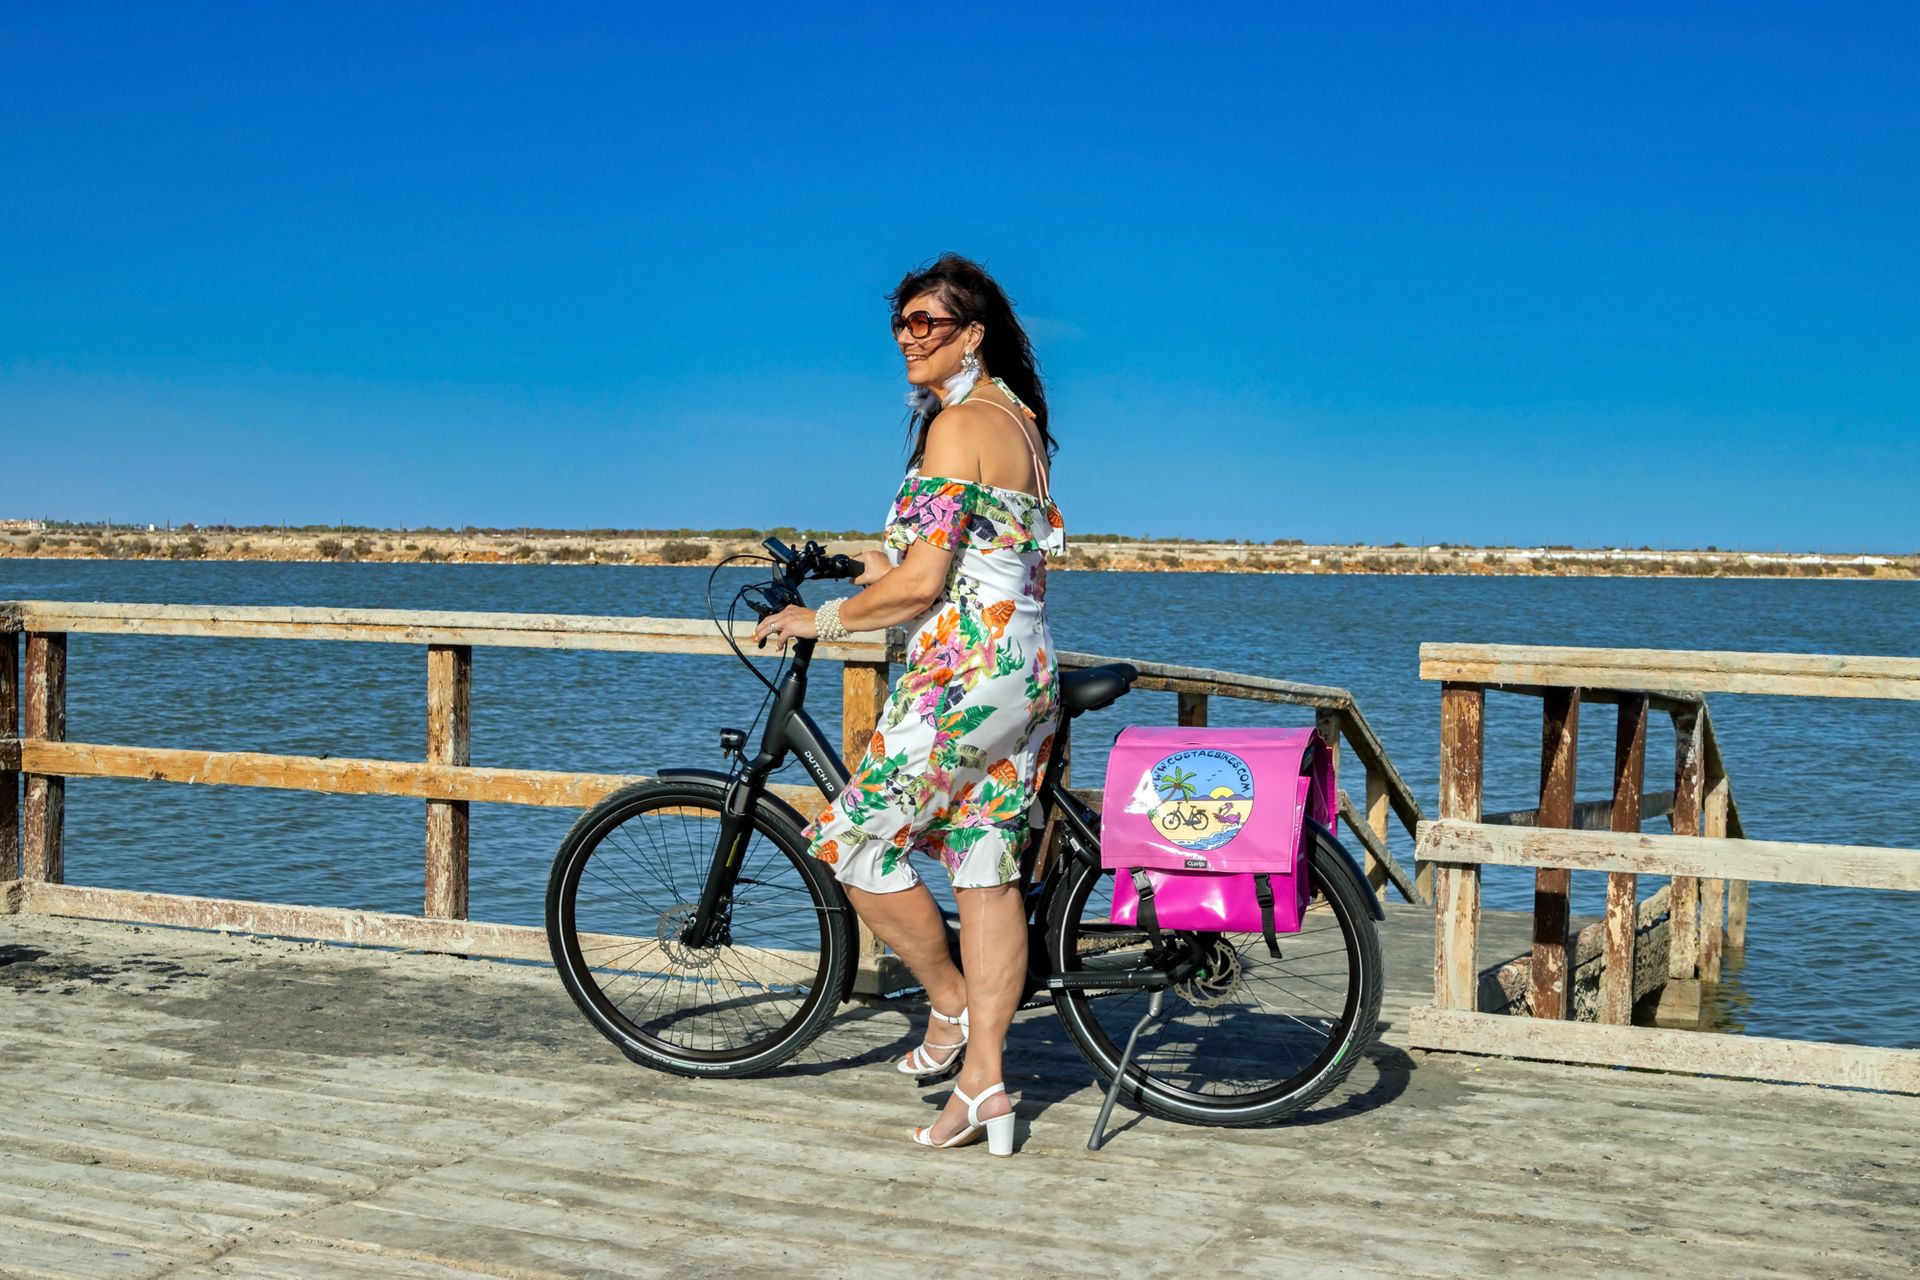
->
xmin=0 ymin=519 xmax=1909 ymax=578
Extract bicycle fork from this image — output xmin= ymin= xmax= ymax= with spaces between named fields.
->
xmin=684 ymin=640 xmax=848 ymax=949
xmin=681 ymin=777 xmax=759 ymax=948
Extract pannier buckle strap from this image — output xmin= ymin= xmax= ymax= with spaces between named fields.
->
xmin=1252 ymin=873 xmax=1282 ymax=959
xmin=1130 ymin=868 xmax=1164 ymax=950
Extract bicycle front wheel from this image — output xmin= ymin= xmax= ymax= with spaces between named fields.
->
xmin=545 ymin=780 xmax=852 ymax=1077
xmin=1046 ymin=826 xmax=1384 ymax=1125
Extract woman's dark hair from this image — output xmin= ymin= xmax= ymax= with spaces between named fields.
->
xmin=889 ymin=252 xmax=1053 ymax=467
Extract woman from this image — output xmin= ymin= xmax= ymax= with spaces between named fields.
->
xmin=750 ymin=253 xmax=1063 ymax=1157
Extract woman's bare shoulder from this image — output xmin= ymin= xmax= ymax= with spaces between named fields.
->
xmin=920 ymin=410 xmax=981 ymax=481
xmin=939 ymin=391 xmax=1041 ymax=492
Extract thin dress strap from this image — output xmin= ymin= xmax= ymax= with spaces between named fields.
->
xmin=961 ymin=395 xmax=1051 ymax=503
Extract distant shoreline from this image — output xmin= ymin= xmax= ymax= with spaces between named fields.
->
xmin=2 ymin=527 xmax=1911 ymax=580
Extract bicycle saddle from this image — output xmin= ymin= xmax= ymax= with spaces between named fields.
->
xmin=1060 ymin=663 xmax=1139 ymax=717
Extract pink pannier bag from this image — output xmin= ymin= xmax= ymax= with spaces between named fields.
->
xmin=1100 ymin=726 xmax=1336 ymax=953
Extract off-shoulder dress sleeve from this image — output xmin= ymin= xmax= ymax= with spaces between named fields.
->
xmin=884 ymin=475 xmax=975 ymax=553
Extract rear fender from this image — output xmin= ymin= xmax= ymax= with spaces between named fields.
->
xmin=1304 ymin=818 xmax=1386 ymax=921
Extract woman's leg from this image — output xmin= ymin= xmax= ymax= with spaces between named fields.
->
xmin=924 ymin=881 xmax=1023 ymax=1139
xmin=844 ymin=883 xmax=969 ymax=1055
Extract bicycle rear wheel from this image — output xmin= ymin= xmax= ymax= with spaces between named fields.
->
xmin=1045 ymin=825 xmax=1383 ymax=1125
xmin=546 ymin=780 xmax=852 ymax=1077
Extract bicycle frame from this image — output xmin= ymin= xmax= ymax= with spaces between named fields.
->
xmin=683 ymin=630 xmax=1203 ymax=996
xmin=683 ymin=634 xmax=848 ymax=946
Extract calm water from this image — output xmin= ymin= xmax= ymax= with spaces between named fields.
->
xmin=3 ymin=558 xmax=1916 ymax=1049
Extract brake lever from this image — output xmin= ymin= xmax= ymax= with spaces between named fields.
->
xmin=745 ymin=582 xmax=800 ymax=649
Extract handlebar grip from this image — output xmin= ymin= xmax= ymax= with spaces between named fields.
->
xmin=822 ymin=555 xmax=862 ymax=580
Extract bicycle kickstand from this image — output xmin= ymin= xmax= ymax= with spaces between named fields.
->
xmin=1087 ymin=988 xmax=1165 ymax=1152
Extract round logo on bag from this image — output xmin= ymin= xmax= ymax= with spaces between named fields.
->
xmin=1133 ymin=748 xmax=1254 ymax=851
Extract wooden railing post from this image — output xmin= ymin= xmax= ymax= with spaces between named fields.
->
xmin=1703 ymin=713 xmax=1747 ymax=954
xmin=22 ymin=632 xmax=67 ymax=883
xmin=1434 ymin=683 xmax=1484 ymax=1010
xmin=1668 ymin=707 xmax=1704 ymax=985
xmin=841 ymin=659 xmax=890 ymax=769
xmin=1530 ymin=688 xmax=1580 ymax=1019
xmin=1177 ymin=691 xmax=1208 ymax=727
xmin=1599 ymin=694 xmax=1649 ymax=1025
xmin=1700 ymin=778 xmax=1730 ymax=984
xmin=1364 ymin=767 xmax=1391 ymax=902
xmin=1 ymin=628 xmax=18 ymax=880
xmin=1725 ymin=875 xmax=1749 ymax=952
xmin=841 ymin=658 xmax=899 ymax=993
xmin=425 ymin=644 xmax=472 ymax=919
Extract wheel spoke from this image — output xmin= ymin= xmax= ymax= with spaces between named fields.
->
xmin=551 ymin=786 xmax=842 ymax=1072
xmin=1050 ymin=844 xmax=1380 ymax=1119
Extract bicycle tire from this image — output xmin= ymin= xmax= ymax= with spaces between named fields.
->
xmin=1045 ymin=826 xmax=1384 ymax=1125
xmin=546 ymin=779 xmax=852 ymax=1077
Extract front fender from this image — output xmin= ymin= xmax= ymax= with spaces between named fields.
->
xmin=653 ymin=766 xmax=816 ymax=833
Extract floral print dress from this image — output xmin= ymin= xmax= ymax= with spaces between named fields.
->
xmin=803 ymin=406 xmax=1066 ymax=893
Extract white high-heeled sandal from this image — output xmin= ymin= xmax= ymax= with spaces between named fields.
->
xmin=896 ymin=1006 xmax=968 ymax=1080
xmin=912 ymin=1081 xmax=1015 ymax=1156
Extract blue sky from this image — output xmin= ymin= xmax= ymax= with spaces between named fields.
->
xmin=4 ymin=3 xmax=1915 ymax=548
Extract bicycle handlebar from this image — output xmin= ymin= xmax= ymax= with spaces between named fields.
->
xmin=761 ymin=537 xmax=862 ymax=589
xmin=742 ymin=538 xmax=863 ymax=639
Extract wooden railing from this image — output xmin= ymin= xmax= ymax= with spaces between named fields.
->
xmin=1409 ymin=643 xmax=1920 ymax=1094
xmin=1031 ymin=647 xmax=1427 ymax=904
xmin=0 ymin=600 xmax=1427 ymax=995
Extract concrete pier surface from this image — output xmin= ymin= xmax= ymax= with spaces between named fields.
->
xmin=1 ymin=906 xmax=1915 ymax=1279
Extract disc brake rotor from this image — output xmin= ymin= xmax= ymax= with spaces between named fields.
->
xmin=1175 ymin=936 xmax=1245 ymax=1007
xmin=657 ymin=905 xmax=723 ymax=969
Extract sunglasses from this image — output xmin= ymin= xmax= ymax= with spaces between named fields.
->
xmin=890 ymin=310 xmax=967 ymax=340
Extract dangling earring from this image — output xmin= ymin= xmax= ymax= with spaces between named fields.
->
xmin=942 ymin=347 xmax=982 ymax=404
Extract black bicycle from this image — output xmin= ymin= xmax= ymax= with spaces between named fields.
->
xmin=546 ymin=538 xmax=1384 ymax=1129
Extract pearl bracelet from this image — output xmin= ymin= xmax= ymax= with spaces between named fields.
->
xmin=815 ymin=598 xmax=851 ymax=643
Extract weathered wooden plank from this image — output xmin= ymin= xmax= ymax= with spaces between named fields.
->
xmin=9 ymin=600 xmax=889 ymax=662
xmin=1727 ymin=878 xmax=1750 ymax=951
xmin=1433 ymin=682 xmax=1484 ymax=1011
xmin=425 ymin=645 xmax=472 ymax=920
xmin=1482 ymin=883 xmax=1671 ymax=1019
xmin=1699 ymin=705 xmax=1748 ymax=840
xmin=1701 ymin=778 xmax=1730 ymax=983
xmin=1176 ymin=690 xmax=1208 ymax=727
xmin=1313 ymin=705 xmax=1341 ymax=760
xmin=1420 ymin=642 xmax=1920 ymax=701
xmin=1337 ymin=789 xmax=1417 ymax=904
xmin=1 ymin=630 xmax=17 ymax=881
xmin=15 ymin=740 xmax=821 ymax=811
xmin=1530 ymin=688 xmax=1579 ymax=1020
xmin=1415 ymin=819 xmax=1920 ymax=892
xmin=1409 ymin=1006 xmax=1920 ymax=1095
xmin=1701 ymin=707 xmax=1749 ymax=953
xmin=12 ymin=882 xmax=820 ymax=980
xmin=837 ymin=658 xmax=897 ymax=994
xmin=1049 ymin=647 xmax=1352 ymax=709
xmin=1670 ymin=707 xmax=1704 ymax=982
xmin=22 ymin=631 xmax=65 ymax=883
xmin=839 ymin=660 xmax=889 ymax=772
xmin=1600 ymin=694 xmax=1649 ymax=1026
xmin=1364 ymin=768 xmax=1390 ymax=902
